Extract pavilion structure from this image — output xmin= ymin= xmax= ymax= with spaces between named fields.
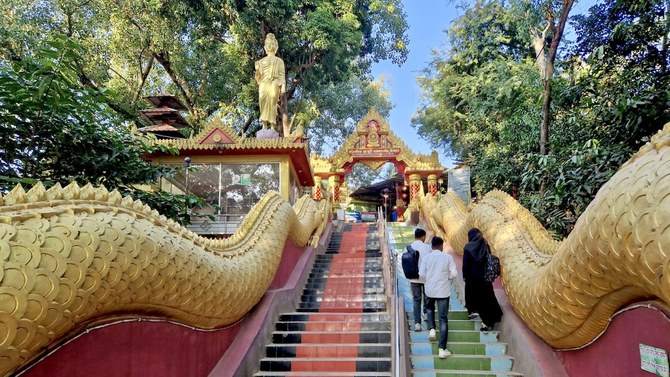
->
xmin=143 ymin=112 xmax=313 ymax=236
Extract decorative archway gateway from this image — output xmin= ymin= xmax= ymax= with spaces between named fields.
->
xmin=309 ymin=108 xmax=444 ymax=216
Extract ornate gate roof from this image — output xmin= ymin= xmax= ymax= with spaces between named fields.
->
xmin=310 ymin=108 xmax=444 ymax=177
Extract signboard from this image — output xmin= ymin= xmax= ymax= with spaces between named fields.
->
xmin=641 ymin=344 xmax=669 ymax=377
xmin=232 ymin=173 xmax=252 ymax=186
xmin=348 ymin=148 xmax=401 ymax=158
xmin=361 ymin=212 xmax=377 ymax=222
xmin=448 ymin=166 xmax=471 ymax=204
xmin=240 ymin=173 xmax=251 ymax=186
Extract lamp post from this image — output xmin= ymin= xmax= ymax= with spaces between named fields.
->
xmin=184 ymin=156 xmax=191 ymax=216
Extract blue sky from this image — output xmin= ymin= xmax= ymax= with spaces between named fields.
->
xmin=371 ymin=0 xmax=599 ymax=170
xmin=371 ymin=0 xmax=461 ymax=168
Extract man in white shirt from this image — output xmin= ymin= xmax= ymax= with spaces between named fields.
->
xmin=407 ymin=228 xmax=432 ymax=331
xmin=419 ymin=236 xmax=458 ymax=359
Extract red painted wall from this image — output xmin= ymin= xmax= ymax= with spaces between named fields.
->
xmin=22 ymin=321 xmax=241 ymax=377
xmin=557 ymin=303 xmax=670 ymax=377
xmin=19 ymin=240 xmax=307 ymax=377
xmin=270 ymin=239 xmax=302 ymax=289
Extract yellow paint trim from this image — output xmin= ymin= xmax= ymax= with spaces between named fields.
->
xmin=152 ymin=155 xmax=286 ymax=164
xmin=280 ymin=158 xmax=290 ymax=200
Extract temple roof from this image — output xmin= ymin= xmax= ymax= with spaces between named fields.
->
xmin=310 ymin=108 xmax=444 ymax=177
xmin=145 ymin=118 xmax=314 ymax=186
xmin=139 ymin=95 xmax=190 ymax=133
xmin=144 ymin=94 xmax=188 ymax=110
xmin=137 ymin=123 xmax=184 ymax=139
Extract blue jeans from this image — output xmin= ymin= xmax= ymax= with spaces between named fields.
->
xmin=426 ymin=296 xmax=450 ymax=350
xmin=410 ymin=282 xmax=427 ymax=325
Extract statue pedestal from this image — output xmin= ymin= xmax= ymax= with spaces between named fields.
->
xmin=256 ymin=129 xmax=280 ymax=139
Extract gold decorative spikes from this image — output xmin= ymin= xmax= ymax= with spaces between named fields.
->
xmin=0 ymin=185 xmax=326 ymax=376
xmin=422 ymin=123 xmax=670 ymax=349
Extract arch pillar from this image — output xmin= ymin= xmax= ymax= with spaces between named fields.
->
xmin=408 ymin=173 xmax=422 ymax=207
xmin=427 ymin=174 xmax=438 ymax=196
xmin=313 ymin=176 xmax=323 ymax=201
xmin=328 ymin=175 xmax=341 ymax=204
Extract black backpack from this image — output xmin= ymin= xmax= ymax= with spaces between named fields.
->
xmin=401 ymin=245 xmax=420 ymax=279
xmin=484 ymin=253 xmax=501 ymax=283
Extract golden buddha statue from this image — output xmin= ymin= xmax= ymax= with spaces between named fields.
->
xmin=255 ymin=33 xmax=286 ymax=130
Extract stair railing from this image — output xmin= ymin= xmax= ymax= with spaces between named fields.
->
xmin=377 ymin=209 xmax=411 ymax=377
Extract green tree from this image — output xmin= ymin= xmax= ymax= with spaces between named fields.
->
xmin=414 ymin=0 xmax=540 ymax=193
xmin=414 ymin=0 xmax=669 ymax=237
xmin=301 ymin=76 xmax=393 ymax=155
xmin=535 ymin=0 xmax=575 ymax=155
xmin=0 ymin=36 xmax=203 ymax=224
xmin=0 ymin=0 xmax=408 ymax=145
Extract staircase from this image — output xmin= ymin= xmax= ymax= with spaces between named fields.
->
xmin=255 ymin=223 xmax=392 ymax=376
xmin=389 ymin=224 xmax=522 ymax=377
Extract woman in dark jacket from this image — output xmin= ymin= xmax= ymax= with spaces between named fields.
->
xmin=462 ymin=228 xmax=503 ymax=332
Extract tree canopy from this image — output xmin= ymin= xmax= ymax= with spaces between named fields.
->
xmin=1 ymin=0 xmax=408 ymax=135
xmin=415 ymin=0 xmax=670 ymax=236
xmin=0 ymin=0 xmax=410 ymax=223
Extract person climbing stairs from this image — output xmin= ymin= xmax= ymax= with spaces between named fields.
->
xmin=389 ymin=223 xmax=523 ymax=377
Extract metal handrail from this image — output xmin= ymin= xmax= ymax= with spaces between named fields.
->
xmin=378 ymin=208 xmax=407 ymax=377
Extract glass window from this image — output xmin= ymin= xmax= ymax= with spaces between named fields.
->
xmin=161 ymin=162 xmax=281 ymax=234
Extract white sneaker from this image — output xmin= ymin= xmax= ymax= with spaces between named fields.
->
xmin=414 ymin=323 xmax=422 ymax=332
xmin=428 ymin=328 xmax=437 ymax=341
xmin=438 ymin=348 xmax=452 ymax=359
xmin=468 ymin=312 xmax=480 ymax=320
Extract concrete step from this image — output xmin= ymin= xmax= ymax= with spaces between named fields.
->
xmin=410 ymin=320 xmax=482 ymax=331
xmin=411 ymin=370 xmax=523 ymax=377
xmin=411 ymin=354 xmax=515 ymax=372
xmin=278 ymin=312 xmax=390 ymax=322
xmin=300 ymin=294 xmax=387 ymax=303
xmin=275 ymin=321 xmax=391 ymax=332
xmin=265 ymin=343 xmax=391 ymax=358
xmin=259 ymin=357 xmax=391 ymax=373
xmin=255 ymin=372 xmax=391 ymax=376
xmin=271 ymin=331 xmax=391 ymax=344
xmin=410 ymin=342 xmax=509 ymax=356
xmin=410 ymin=330 xmax=500 ymax=343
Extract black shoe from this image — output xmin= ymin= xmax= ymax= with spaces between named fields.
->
xmin=480 ymin=325 xmax=491 ymax=333
xmin=468 ymin=312 xmax=479 ymax=320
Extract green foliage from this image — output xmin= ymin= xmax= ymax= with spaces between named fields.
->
xmin=0 ymin=36 xmax=196 ymax=224
xmin=0 ymin=0 xmax=408 ymax=148
xmin=0 ymin=0 xmax=410 ymax=223
xmin=415 ymin=0 xmax=669 ymax=238
xmin=301 ymin=76 xmax=393 ymax=155
xmin=566 ymin=0 xmax=670 ymax=148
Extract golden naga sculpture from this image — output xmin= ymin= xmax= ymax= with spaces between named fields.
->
xmin=422 ymin=123 xmax=670 ymax=349
xmin=0 ymin=183 xmax=328 ymax=375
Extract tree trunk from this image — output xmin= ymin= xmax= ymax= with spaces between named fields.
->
xmin=532 ymin=24 xmax=550 ymax=79
xmin=539 ymin=0 xmax=574 ymax=155
xmin=280 ymin=92 xmax=290 ymax=136
xmin=540 ymin=78 xmax=552 ymax=155
xmin=662 ymin=0 xmax=669 ymax=76
xmin=153 ymin=51 xmax=196 ymax=116
xmin=131 ymin=55 xmax=154 ymax=105
xmin=240 ymin=114 xmax=254 ymax=137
